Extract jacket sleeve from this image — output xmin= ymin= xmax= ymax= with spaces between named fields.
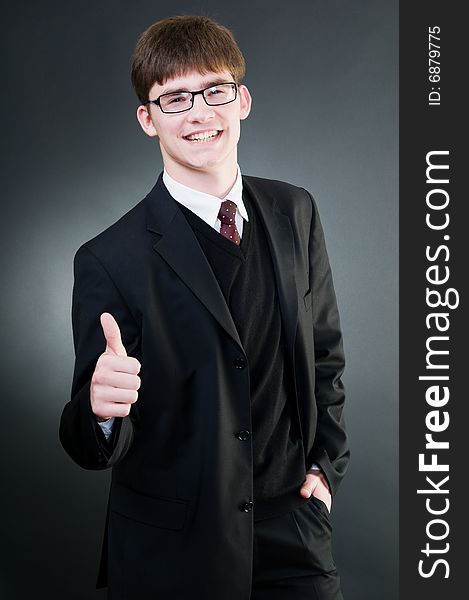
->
xmin=59 ymin=244 xmax=140 ymax=470
xmin=305 ymin=190 xmax=350 ymax=497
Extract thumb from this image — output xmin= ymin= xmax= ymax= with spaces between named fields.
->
xmin=300 ymin=473 xmax=319 ymax=498
xmin=100 ymin=312 xmax=127 ymax=357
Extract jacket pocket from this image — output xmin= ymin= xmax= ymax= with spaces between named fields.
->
xmin=110 ymin=482 xmax=187 ymax=530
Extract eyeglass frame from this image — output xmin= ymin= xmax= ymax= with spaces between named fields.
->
xmin=145 ymin=81 xmax=239 ymax=114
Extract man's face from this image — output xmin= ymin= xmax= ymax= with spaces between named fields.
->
xmin=137 ymin=70 xmax=251 ymax=181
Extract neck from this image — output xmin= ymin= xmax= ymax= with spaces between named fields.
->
xmin=163 ymin=161 xmax=238 ymax=199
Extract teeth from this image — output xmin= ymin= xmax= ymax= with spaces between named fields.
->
xmin=186 ymin=130 xmax=220 ymax=141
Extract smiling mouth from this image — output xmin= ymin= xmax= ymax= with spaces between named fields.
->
xmin=184 ymin=130 xmax=222 ymax=142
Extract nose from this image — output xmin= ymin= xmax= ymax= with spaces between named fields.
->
xmin=188 ymin=93 xmax=215 ymax=122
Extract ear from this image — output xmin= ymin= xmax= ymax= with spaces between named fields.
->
xmin=136 ymin=104 xmax=159 ymax=138
xmin=238 ymin=84 xmax=252 ymax=120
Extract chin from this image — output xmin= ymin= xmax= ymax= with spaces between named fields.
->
xmin=190 ymin=162 xmax=221 ymax=173
xmin=185 ymin=155 xmax=225 ymax=170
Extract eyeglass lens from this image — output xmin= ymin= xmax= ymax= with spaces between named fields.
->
xmin=160 ymin=83 xmax=236 ymax=113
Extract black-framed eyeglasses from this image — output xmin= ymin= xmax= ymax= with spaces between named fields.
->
xmin=145 ymin=82 xmax=238 ymax=114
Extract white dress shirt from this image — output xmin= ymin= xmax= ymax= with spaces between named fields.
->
xmin=163 ymin=164 xmax=249 ymax=233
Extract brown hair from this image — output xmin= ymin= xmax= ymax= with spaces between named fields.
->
xmin=131 ymin=15 xmax=246 ymax=104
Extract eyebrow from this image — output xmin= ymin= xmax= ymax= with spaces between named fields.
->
xmin=161 ymin=77 xmax=230 ymax=95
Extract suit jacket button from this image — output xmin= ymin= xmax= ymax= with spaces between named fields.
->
xmin=243 ymin=501 xmax=253 ymax=513
xmin=233 ymin=357 xmax=246 ymax=369
xmin=237 ymin=430 xmax=250 ymax=441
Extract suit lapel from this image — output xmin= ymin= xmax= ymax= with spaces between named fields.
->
xmin=145 ymin=175 xmax=243 ymax=349
xmin=144 ymin=174 xmax=298 ymax=359
xmin=242 ymin=177 xmax=298 ymax=362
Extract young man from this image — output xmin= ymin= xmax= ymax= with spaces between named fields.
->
xmin=59 ymin=15 xmax=349 ymax=600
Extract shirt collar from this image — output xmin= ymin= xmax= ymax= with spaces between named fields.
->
xmin=162 ymin=165 xmax=249 ymax=228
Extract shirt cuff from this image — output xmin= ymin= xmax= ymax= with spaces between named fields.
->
xmin=97 ymin=417 xmax=115 ymax=441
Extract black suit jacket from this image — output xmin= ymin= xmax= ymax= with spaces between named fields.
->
xmin=59 ymin=173 xmax=349 ymax=598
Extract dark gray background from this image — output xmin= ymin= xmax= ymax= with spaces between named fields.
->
xmin=0 ymin=1 xmax=398 ymax=598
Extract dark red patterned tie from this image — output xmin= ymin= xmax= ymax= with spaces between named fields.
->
xmin=218 ymin=199 xmax=241 ymax=245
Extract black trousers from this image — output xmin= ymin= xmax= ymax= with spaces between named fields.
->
xmin=251 ymin=496 xmax=343 ymax=600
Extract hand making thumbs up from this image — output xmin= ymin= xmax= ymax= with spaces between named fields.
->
xmin=90 ymin=312 xmax=141 ymax=422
